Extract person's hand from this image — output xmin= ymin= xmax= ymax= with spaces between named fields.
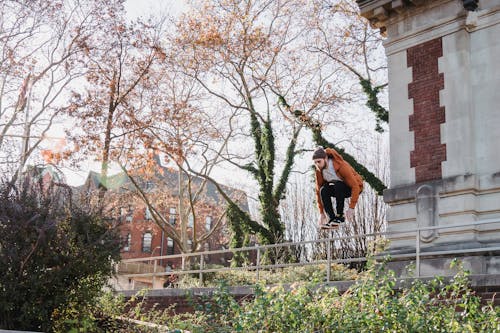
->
xmin=318 ymin=213 xmax=327 ymax=225
xmin=345 ymin=208 xmax=355 ymax=222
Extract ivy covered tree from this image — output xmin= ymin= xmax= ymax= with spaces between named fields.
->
xmin=173 ymin=0 xmax=345 ymax=259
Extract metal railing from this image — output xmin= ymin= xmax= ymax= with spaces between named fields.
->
xmin=117 ymin=218 xmax=500 ymax=289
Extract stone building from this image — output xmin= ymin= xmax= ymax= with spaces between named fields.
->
xmin=357 ymin=0 xmax=500 ymax=275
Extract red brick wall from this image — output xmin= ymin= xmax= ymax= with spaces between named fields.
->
xmin=119 ymin=196 xmax=228 ymax=269
xmin=407 ymin=38 xmax=446 ymax=183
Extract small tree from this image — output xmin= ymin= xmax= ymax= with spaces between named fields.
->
xmin=0 ymin=177 xmax=121 ymax=332
xmin=0 ymin=0 xmax=112 ymax=183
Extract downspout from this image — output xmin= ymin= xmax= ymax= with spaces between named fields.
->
xmin=160 ymin=230 xmax=165 ymax=267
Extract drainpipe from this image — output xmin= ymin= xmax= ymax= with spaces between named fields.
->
xmin=160 ymin=230 xmax=165 ymax=267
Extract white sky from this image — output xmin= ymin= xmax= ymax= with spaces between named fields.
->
xmin=124 ymin=0 xmax=187 ymax=20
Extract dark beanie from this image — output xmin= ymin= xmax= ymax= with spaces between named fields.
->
xmin=312 ymin=147 xmax=327 ymax=160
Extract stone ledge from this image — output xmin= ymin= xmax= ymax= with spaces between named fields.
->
xmin=119 ymin=273 xmax=500 ymax=296
xmin=119 ymin=274 xmax=500 ymax=313
xmin=383 ymin=172 xmax=500 ymax=204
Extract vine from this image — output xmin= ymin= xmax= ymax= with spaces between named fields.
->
xmin=278 ymin=95 xmax=387 ymax=195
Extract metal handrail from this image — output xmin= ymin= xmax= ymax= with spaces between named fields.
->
xmin=118 ymin=218 xmax=500 ymax=288
xmin=122 ymin=217 xmax=500 ymax=263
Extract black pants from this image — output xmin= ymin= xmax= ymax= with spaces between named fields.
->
xmin=320 ymin=181 xmax=351 ymax=219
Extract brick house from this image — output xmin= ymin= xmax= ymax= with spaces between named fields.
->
xmin=78 ymin=155 xmax=249 ymax=286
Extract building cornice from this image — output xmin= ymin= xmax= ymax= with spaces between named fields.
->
xmin=357 ymin=0 xmax=479 ymax=33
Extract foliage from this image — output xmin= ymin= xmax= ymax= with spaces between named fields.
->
xmin=174 ymin=263 xmax=358 ymax=288
xmin=360 ymin=79 xmax=389 ymax=133
xmin=0 ymin=179 xmax=121 ymax=332
xmin=0 ymin=0 xmax=113 ymax=182
xmin=178 ymin=261 xmax=500 ymax=332
xmin=84 ymin=260 xmax=499 ymax=332
xmin=66 ymin=6 xmax=165 ymax=207
xmin=174 ymin=0 xmax=336 ymax=257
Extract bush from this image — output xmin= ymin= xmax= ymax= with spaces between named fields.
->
xmin=89 ymin=260 xmax=499 ymax=332
xmin=179 ymin=260 xmax=500 ymax=332
xmin=0 ymin=179 xmax=121 ymax=332
xmin=175 ymin=263 xmax=358 ymax=288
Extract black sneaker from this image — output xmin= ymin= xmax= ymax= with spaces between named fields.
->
xmin=323 ymin=217 xmax=340 ymax=228
xmin=332 ymin=214 xmax=345 ymax=223
xmin=321 ymin=222 xmax=339 ymax=229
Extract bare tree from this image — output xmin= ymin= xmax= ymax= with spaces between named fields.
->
xmin=308 ymin=0 xmax=388 ymax=132
xmin=66 ymin=10 xmax=166 ymax=208
xmin=0 ymin=0 xmax=112 ymax=183
xmin=119 ymin=52 xmax=246 ymax=266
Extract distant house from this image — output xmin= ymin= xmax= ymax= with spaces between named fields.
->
xmin=22 ymin=164 xmax=71 ymax=200
xmin=78 ymin=155 xmax=249 ymax=289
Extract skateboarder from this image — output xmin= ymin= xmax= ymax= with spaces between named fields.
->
xmin=312 ymin=147 xmax=363 ymax=229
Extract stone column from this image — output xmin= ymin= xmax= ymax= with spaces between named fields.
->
xmin=357 ymin=0 xmax=500 ymax=275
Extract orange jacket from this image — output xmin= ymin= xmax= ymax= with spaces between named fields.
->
xmin=315 ymin=148 xmax=364 ymax=213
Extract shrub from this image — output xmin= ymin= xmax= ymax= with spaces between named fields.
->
xmin=175 ymin=263 xmax=358 ymax=288
xmin=90 ymin=260 xmax=499 ymax=332
xmin=0 ymin=179 xmax=121 ymax=332
xmin=181 ymin=260 xmax=500 ymax=332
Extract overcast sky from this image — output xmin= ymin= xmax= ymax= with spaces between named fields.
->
xmin=124 ymin=0 xmax=187 ymax=20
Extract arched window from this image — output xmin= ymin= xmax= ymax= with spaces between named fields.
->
xmin=142 ymin=232 xmax=152 ymax=252
xmin=145 ymin=207 xmax=152 ymax=220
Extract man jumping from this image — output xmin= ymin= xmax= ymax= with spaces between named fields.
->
xmin=312 ymin=147 xmax=363 ymax=229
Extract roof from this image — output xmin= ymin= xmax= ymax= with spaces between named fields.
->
xmin=79 ymin=155 xmax=249 ymax=211
xmin=24 ymin=164 xmax=63 ymax=183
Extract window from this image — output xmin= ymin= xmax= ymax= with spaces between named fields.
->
xmin=121 ymin=206 xmax=133 ymax=222
xmin=188 ymin=213 xmax=194 ymax=228
xmin=142 ymin=232 xmax=152 ymax=252
xmin=123 ymin=233 xmax=131 ymax=251
xmin=145 ymin=207 xmax=152 ymax=221
xmin=205 ymin=216 xmax=212 ymax=231
xmin=204 ymin=242 xmax=209 ymax=252
xmin=169 ymin=207 xmax=177 ymax=225
xmin=167 ymin=237 xmax=174 ymax=255
xmin=120 ymin=207 xmax=128 ymax=217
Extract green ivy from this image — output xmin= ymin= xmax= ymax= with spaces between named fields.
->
xmin=359 ymin=78 xmax=388 ymax=133
xmin=278 ymin=95 xmax=387 ymax=195
xmin=225 ymin=98 xmax=300 ymax=260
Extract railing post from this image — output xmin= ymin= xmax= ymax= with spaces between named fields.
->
xmin=327 ymin=239 xmax=331 ymax=282
xmin=416 ymin=229 xmax=421 ymax=277
xmin=199 ymin=254 xmax=204 ymax=285
xmin=152 ymin=259 xmax=157 ymax=288
xmin=256 ymin=248 xmax=261 ymax=281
